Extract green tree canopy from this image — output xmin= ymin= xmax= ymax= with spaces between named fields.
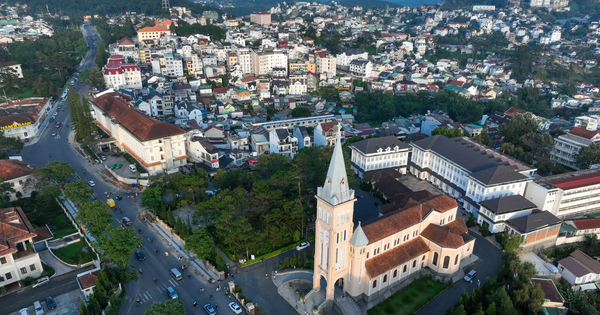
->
xmin=33 ymin=161 xmax=75 ymax=187
xmin=0 ymin=130 xmax=24 ymax=159
xmin=432 ymin=126 xmax=465 ymax=138
xmin=143 ymin=299 xmax=185 ymax=315
xmin=184 ymin=227 xmax=214 ymax=261
xmin=291 ymin=106 xmax=311 ymax=118
xmin=575 ymin=143 xmax=600 ymax=170
xmin=75 ymin=200 xmax=113 ymax=236
xmin=64 ymin=179 xmax=94 ymax=204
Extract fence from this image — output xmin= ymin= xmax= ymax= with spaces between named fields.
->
xmin=102 ymin=164 xmax=149 ymax=186
xmin=155 ymin=217 xmax=186 ymax=245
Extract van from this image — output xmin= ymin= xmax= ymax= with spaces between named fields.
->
xmin=32 ymin=276 xmax=50 ymax=288
xmin=170 ymin=268 xmax=182 ymax=281
xmin=128 ymin=164 xmax=137 ymax=172
xmin=33 ymin=301 xmax=44 ymax=315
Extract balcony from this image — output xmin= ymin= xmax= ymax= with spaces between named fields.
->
xmin=13 ymin=249 xmax=36 ymax=261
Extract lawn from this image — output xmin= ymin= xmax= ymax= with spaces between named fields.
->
xmin=52 ymin=240 xmax=96 ymax=265
xmin=368 ymin=276 xmax=450 ymax=315
xmin=19 ymin=195 xmax=78 ymax=239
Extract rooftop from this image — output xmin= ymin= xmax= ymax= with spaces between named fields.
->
xmin=507 ymin=211 xmax=561 ymax=234
xmin=479 ymin=195 xmax=537 ymax=214
xmin=0 ymin=159 xmax=32 ymax=181
xmin=350 ymin=136 xmax=409 ymax=155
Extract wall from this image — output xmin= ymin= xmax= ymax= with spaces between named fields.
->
xmin=103 ymin=164 xmax=149 ymax=186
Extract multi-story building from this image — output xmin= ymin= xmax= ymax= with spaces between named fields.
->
xmin=550 ymin=127 xmax=600 ymax=170
xmin=250 ymin=114 xmax=336 ymax=131
xmin=0 ymin=61 xmax=23 ymax=78
xmin=151 ymin=53 xmax=184 ymax=77
xmin=409 ymin=135 xmax=534 ymax=214
xmin=102 ymin=55 xmax=143 ymax=90
xmin=184 ymin=53 xmax=203 ymax=78
xmin=0 ymin=207 xmax=45 ymax=289
xmin=574 ymin=116 xmax=599 ymax=131
xmin=288 ymin=72 xmax=307 ymax=95
xmin=252 ymin=50 xmax=288 ymax=76
xmin=188 ymin=137 xmax=220 ymax=169
xmin=0 ymin=98 xmax=52 ymax=141
xmin=269 ymin=128 xmax=299 ymax=158
xmin=311 ymin=48 xmax=336 ymax=76
xmin=349 ymin=59 xmax=372 ymax=79
xmin=236 ymin=48 xmax=253 ymax=75
xmin=314 ymin=122 xmax=344 ymax=147
xmin=250 ymin=11 xmax=271 ymax=26
xmin=350 ymin=136 xmax=410 ymax=178
xmin=312 ymin=132 xmax=474 ymax=303
xmin=91 ymin=92 xmax=188 ymax=175
xmin=136 ymin=25 xmax=171 ymax=42
xmin=0 ymin=159 xmax=34 ymax=201
xmin=530 ymin=0 xmax=569 ymax=9
xmin=336 ymin=48 xmax=368 ymax=69
xmin=293 ymin=125 xmax=311 ymax=149
xmin=525 ymin=169 xmax=600 ymax=218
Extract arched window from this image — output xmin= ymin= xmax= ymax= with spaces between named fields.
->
xmin=433 ymin=252 xmax=439 ymax=266
xmin=454 ymin=255 xmax=459 ymax=265
xmin=383 ymin=275 xmax=387 ymax=283
xmin=412 ymin=260 xmax=416 ymax=268
xmin=393 ymin=270 xmax=397 ymax=278
xmin=372 ymin=280 xmax=377 ymax=288
xmin=403 ymin=265 xmax=407 ymax=273
xmin=443 ymin=256 xmax=450 ymax=269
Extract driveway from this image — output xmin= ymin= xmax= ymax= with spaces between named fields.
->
xmin=39 ymin=249 xmax=79 ymax=277
xmin=415 ymin=230 xmax=503 ymax=315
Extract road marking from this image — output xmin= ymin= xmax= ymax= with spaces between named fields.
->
xmin=142 ymin=293 xmax=149 ymax=301
xmin=145 ymin=292 xmax=153 ymax=300
xmin=168 ymin=279 xmax=177 ymax=287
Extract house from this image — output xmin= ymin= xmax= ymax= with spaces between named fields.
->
xmin=550 ymin=127 xmax=600 ymax=169
xmin=293 ymin=125 xmax=311 ymax=149
xmin=504 ymin=211 xmax=561 ymax=249
xmin=77 ymin=269 xmax=99 ymax=298
xmin=136 ymin=25 xmax=171 ymax=42
xmin=0 ymin=61 xmax=23 ymax=78
xmin=530 ymin=278 xmax=564 ymax=308
xmin=314 ymin=122 xmax=343 ymax=147
xmin=558 ymin=217 xmax=600 ymax=245
xmin=477 ymin=195 xmax=538 ymax=234
xmin=558 ymin=250 xmax=600 ymax=287
xmin=188 ymin=137 xmax=220 ymax=169
xmin=312 ymin=135 xmax=475 ymax=303
xmin=0 ymin=207 xmax=45 ymax=289
xmin=251 ymin=134 xmax=269 ymax=155
xmin=350 ymin=136 xmax=411 ymax=178
xmin=0 ymin=159 xmax=34 ymax=201
xmin=204 ymin=125 xmax=224 ymax=140
xmin=91 ymin=92 xmax=188 ymax=175
xmin=269 ymin=128 xmax=299 ymax=158
xmin=349 ymin=59 xmax=372 ymax=79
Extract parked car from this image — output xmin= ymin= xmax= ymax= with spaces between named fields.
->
xmin=229 ymin=302 xmax=243 ymax=314
xmin=167 ymin=287 xmax=178 ymax=299
xmin=19 ymin=308 xmax=29 ymax=315
xmin=32 ymin=276 xmax=50 ymax=288
xmin=203 ymin=304 xmax=216 ymax=315
xmin=296 ymin=242 xmax=310 ymax=251
xmin=33 ymin=301 xmax=44 ymax=315
xmin=98 ymin=154 xmax=106 ymax=161
xmin=110 ymin=164 xmax=123 ymax=169
xmin=135 ymin=250 xmax=145 ymax=261
xmin=464 ymin=270 xmax=477 ymax=282
xmin=45 ymin=296 xmax=57 ymax=310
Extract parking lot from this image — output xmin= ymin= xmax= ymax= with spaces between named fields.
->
xmin=9 ymin=289 xmax=81 ymax=315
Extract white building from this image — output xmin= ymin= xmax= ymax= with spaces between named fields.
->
xmin=293 ymin=125 xmax=311 ymax=148
xmin=314 ymin=122 xmax=343 ymax=147
xmin=151 ymin=53 xmax=184 ymax=77
xmin=0 ymin=207 xmax=45 ymax=289
xmin=574 ymin=116 xmax=599 ymax=131
xmin=0 ymin=61 xmax=23 ymax=78
xmin=102 ymin=55 xmax=143 ymax=90
xmin=349 ymin=59 xmax=372 ymax=79
xmin=558 ymin=250 xmax=600 ymax=287
xmin=409 ymin=135 xmax=534 ymax=214
xmin=336 ymin=48 xmax=369 ymax=69
xmin=269 ymin=128 xmax=298 ymax=158
xmin=311 ymin=49 xmax=336 ymax=76
xmin=236 ymin=47 xmax=254 ymax=75
xmin=350 ymin=136 xmax=410 ymax=178
xmin=550 ymin=28 xmax=562 ymax=42
xmin=525 ymin=169 xmax=600 ymax=218
xmin=530 ymin=0 xmax=569 ymax=9
xmin=91 ymin=92 xmax=188 ymax=175
xmin=476 ymin=195 xmax=537 ymax=233
xmin=550 ymin=127 xmax=600 ymax=170
xmin=0 ymin=160 xmax=33 ymax=201
xmin=288 ymin=72 xmax=307 ymax=95
xmin=188 ymin=137 xmax=220 ymax=169
xmin=250 ymin=114 xmax=336 ymax=131
xmin=0 ymin=97 xmax=52 ymax=141
xmin=252 ymin=50 xmax=288 ymax=76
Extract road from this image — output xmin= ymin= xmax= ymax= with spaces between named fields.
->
xmin=415 ymin=230 xmax=503 ymax=315
xmin=1 ymin=267 xmax=95 ymax=314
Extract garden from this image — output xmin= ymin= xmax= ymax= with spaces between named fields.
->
xmin=18 ymin=191 xmax=78 ymax=239
xmin=367 ymin=276 xmax=449 ymax=315
xmin=51 ymin=239 xmax=96 ymax=265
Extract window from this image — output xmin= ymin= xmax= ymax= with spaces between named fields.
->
xmin=433 ymin=252 xmax=439 ymax=266
xmin=374 ymin=248 xmax=380 ymax=256
xmin=383 ymin=275 xmax=387 ymax=283
xmin=0 ymin=275 xmax=3 ymax=281
xmin=454 ymin=255 xmax=459 ymax=265
xmin=393 ymin=270 xmax=397 ymax=278
xmin=403 ymin=265 xmax=407 ymax=273
xmin=20 ymin=267 xmax=27 ymax=275
xmin=30 ymin=264 xmax=36 ymax=271
xmin=413 ymin=260 xmax=416 ymax=268
xmin=443 ymin=256 xmax=450 ymax=269
xmin=366 ymin=252 xmax=369 ymax=259
xmin=0 ymin=257 xmax=5 ymax=264
xmin=422 ymin=255 xmax=426 ymax=261
xmin=372 ymin=280 xmax=377 ymax=288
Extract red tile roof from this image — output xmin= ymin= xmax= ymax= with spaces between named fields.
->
xmin=78 ymin=273 xmax=98 ymax=289
xmin=569 ymin=127 xmax=599 ymax=140
xmin=572 ymin=218 xmax=600 ymax=230
xmin=32 ymin=226 xmax=53 ymax=243
xmin=0 ymin=160 xmax=32 ymax=180
xmin=504 ymin=107 xmax=526 ymax=117
xmin=137 ymin=25 xmax=170 ymax=33
xmin=548 ymin=171 xmax=600 ymax=190
xmin=240 ymin=76 xmax=258 ymax=83
xmin=117 ymin=37 xmax=135 ymax=46
xmin=364 ymin=237 xmax=429 ymax=278
xmin=420 ymin=223 xmax=465 ymax=248
xmin=92 ymin=94 xmax=186 ymax=141
xmin=0 ymin=207 xmax=37 ymax=257
xmin=213 ymin=87 xmax=226 ymax=93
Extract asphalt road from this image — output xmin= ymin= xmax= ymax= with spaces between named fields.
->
xmin=0 ymin=267 xmax=95 ymax=314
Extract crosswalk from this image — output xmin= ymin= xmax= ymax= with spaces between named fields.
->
xmin=137 ymin=279 xmax=184 ymax=303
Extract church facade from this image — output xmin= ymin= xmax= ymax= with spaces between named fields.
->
xmin=313 ymin=132 xmax=476 ymax=302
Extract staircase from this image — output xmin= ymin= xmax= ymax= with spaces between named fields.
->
xmin=303 ymin=288 xmax=326 ymax=314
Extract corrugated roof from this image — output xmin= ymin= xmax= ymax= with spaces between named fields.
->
xmin=572 ymin=218 xmax=600 ymax=230
xmin=548 ymin=171 xmax=600 ymax=191
xmin=568 ymin=127 xmax=599 ymax=140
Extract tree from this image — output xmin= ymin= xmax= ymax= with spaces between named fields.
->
xmin=0 ymin=130 xmax=24 ymax=159
xmin=143 ymin=299 xmax=185 ymax=315
xmin=184 ymin=227 xmax=214 ymax=261
xmin=432 ymin=126 xmax=465 ymax=138
xmin=80 ymin=67 xmax=105 ymax=89
xmin=95 ymin=42 xmax=111 ymax=68
xmin=64 ymin=179 xmax=93 ymax=204
xmin=575 ymin=143 xmax=600 ymax=169
xmin=75 ymin=201 xmax=113 ymax=236
xmin=520 ymin=132 xmax=553 ymax=158
xmin=97 ymin=226 xmax=138 ymax=268
xmin=291 ymin=107 xmax=311 ymax=118
xmin=0 ymin=67 xmax=22 ymax=95
xmin=88 ymin=295 xmax=101 ymax=315
xmin=33 ymin=161 xmax=75 ymax=187
xmin=500 ymin=113 xmax=539 ymax=146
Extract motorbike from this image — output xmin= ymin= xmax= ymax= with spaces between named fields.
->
xmin=147 ymin=238 xmax=155 ymax=243
xmin=138 ymin=243 xmax=144 ymax=249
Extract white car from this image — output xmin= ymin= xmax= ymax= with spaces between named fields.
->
xmin=87 ymin=181 xmax=95 ymax=187
xmin=296 ymin=242 xmax=310 ymax=251
xmin=19 ymin=308 xmax=29 ymax=315
xmin=228 ymin=302 xmax=243 ymax=314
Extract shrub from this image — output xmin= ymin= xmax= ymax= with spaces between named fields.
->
xmin=466 ymin=213 xmax=476 ymax=227
xmin=481 ymin=222 xmax=493 ymax=237
xmin=19 ymin=277 xmax=35 ymax=287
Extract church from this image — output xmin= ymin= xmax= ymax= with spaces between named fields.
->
xmin=313 ymin=131 xmax=476 ymax=302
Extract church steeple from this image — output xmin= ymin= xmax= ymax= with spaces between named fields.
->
xmin=317 ymin=125 xmax=355 ymax=206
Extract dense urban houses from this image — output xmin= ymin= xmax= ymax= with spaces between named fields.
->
xmin=336 ymin=48 xmax=369 ymax=70
xmin=188 ymin=137 xmax=220 ymax=169
xmin=313 ymin=130 xmax=474 ymax=303
xmin=102 ymin=55 xmax=143 ymax=90
xmin=250 ymin=11 xmax=271 ymax=26
xmin=350 ymin=136 xmax=411 ymax=178
xmin=90 ymin=92 xmax=188 ymax=175
xmin=525 ymin=169 xmax=600 ymax=219
xmin=550 ymin=127 xmax=600 ymax=170
xmin=408 ymin=135 xmax=535 ymax=214
xmin=269 ymin=128 xmax=299 ymax=158
xmin=0 ymin=207 xmax=49 ymax=289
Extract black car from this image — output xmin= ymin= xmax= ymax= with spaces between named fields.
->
xmin=45 ymin=296 xmax=57 ymax=310
xmin=135 ymin=250 xmax=145 ymax=261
